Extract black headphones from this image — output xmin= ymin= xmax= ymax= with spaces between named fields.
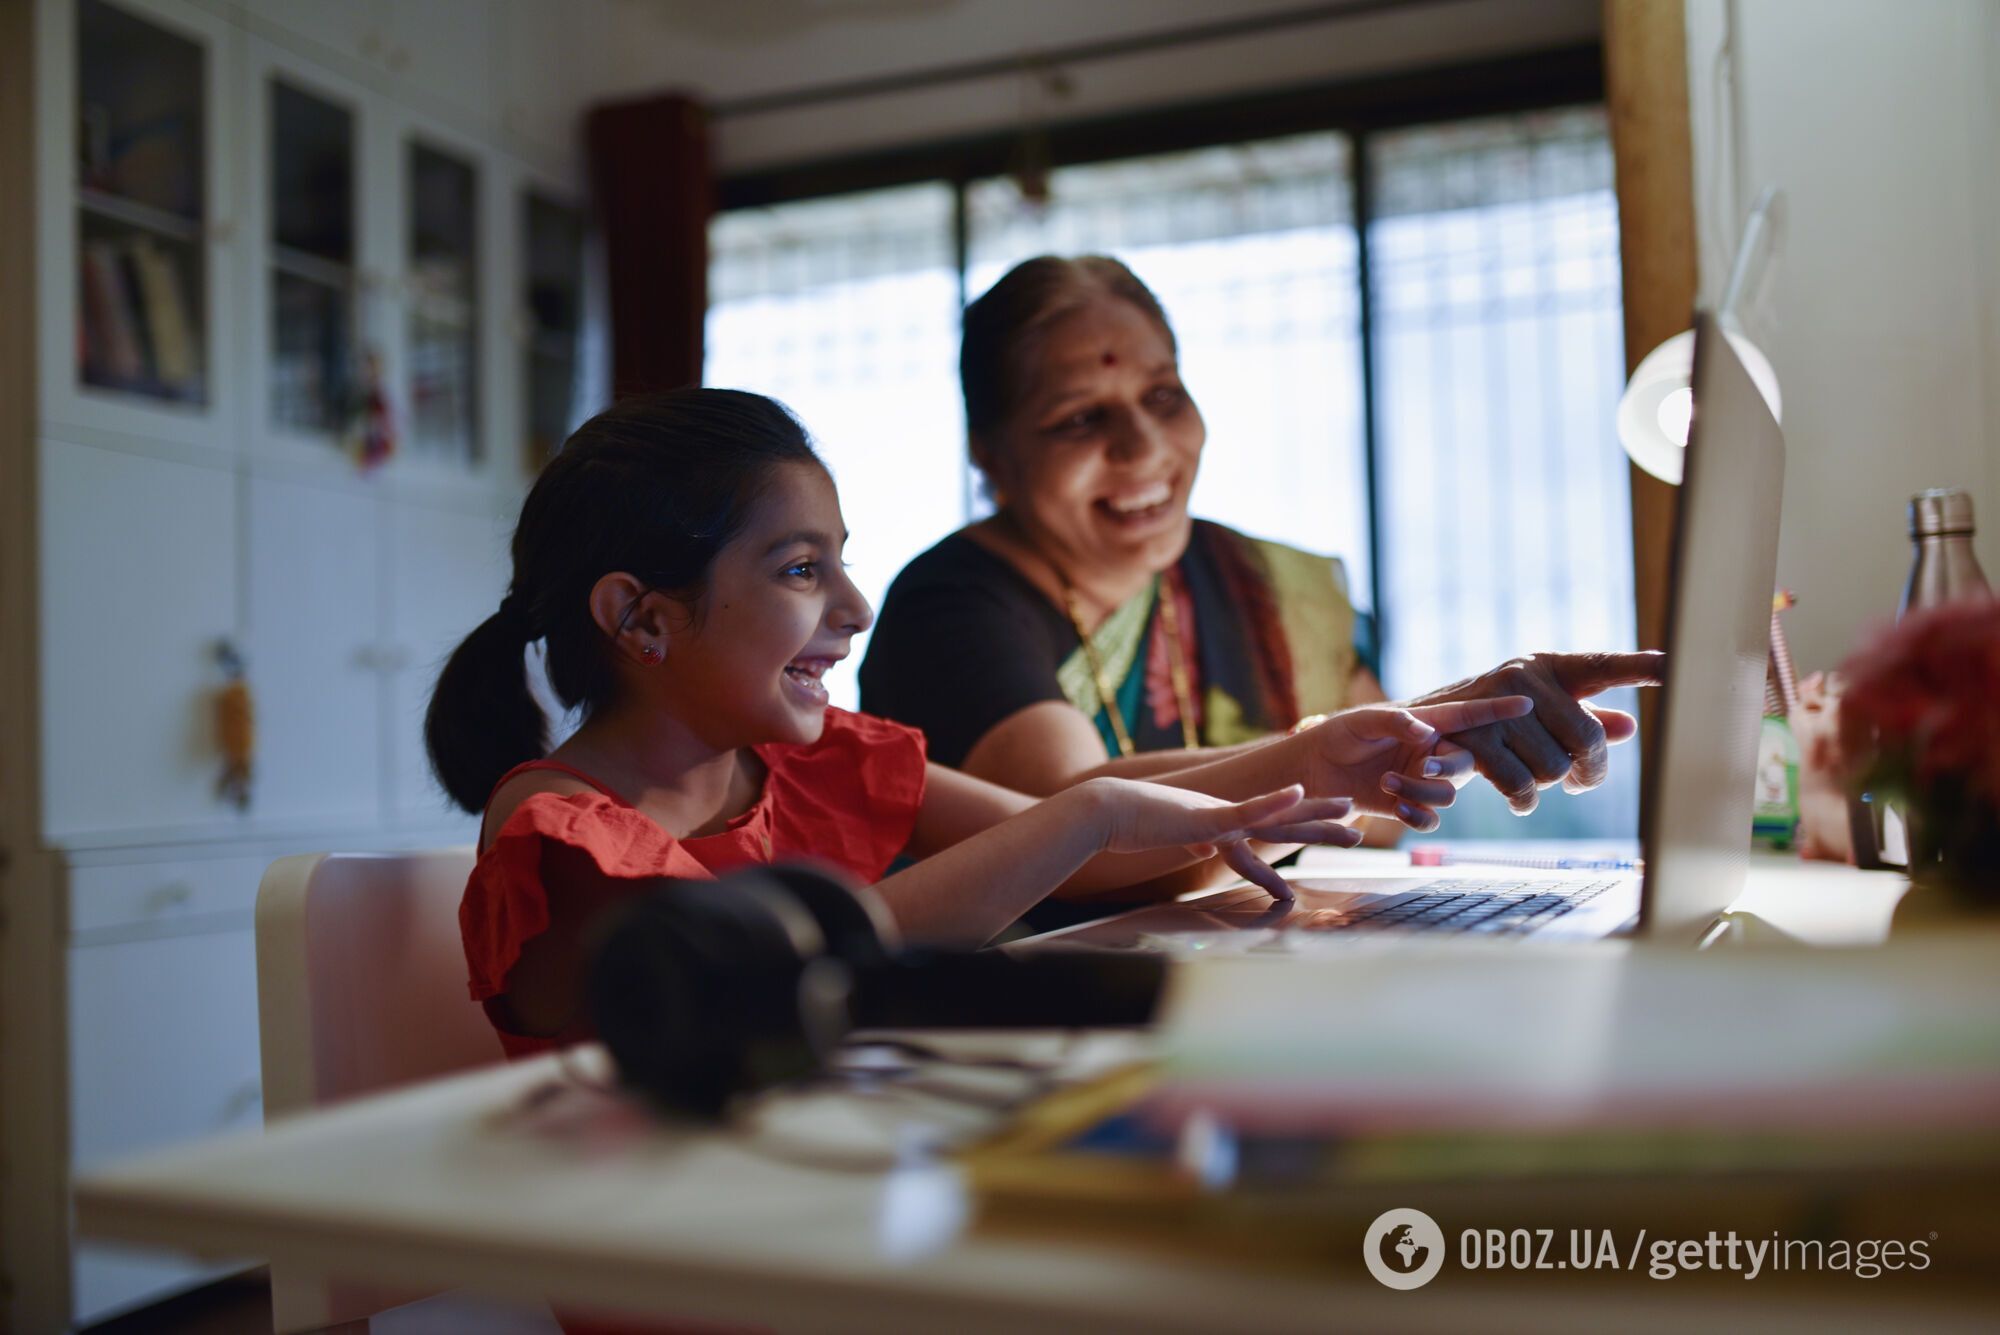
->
xmin=586 ymin=865 xmax=1165 ymax=1120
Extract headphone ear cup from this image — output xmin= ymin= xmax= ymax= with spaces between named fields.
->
xmin=756 ymin=864 xmax=895 ymax=969
xmin=586 ymin=873 xmax=824 ymax=1120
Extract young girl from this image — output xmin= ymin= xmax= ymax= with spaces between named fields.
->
xmin=426 ymin=390 xmax=1527 ymax=1057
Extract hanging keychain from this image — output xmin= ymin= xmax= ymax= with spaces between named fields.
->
xmin=214 ymin=639 xmax=255 ymax=810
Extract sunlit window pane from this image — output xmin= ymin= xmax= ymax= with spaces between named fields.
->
xmin=1371 ymin=106 xmax=1636 ymax=838
xmin=706 ymin=184 xmax=965 ymax=710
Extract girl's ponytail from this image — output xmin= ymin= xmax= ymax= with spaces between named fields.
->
xmin=425 ymin=594 xmax=548 ymax=814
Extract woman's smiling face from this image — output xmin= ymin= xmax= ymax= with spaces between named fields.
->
xmin=979 ymin=297 xmax=1205 ymax=588
xmin=665 ymin=460 xmax=873 ymax=747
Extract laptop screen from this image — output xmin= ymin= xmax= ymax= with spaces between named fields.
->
xmin=1638 ymin=312 xmax=1788 ymax=942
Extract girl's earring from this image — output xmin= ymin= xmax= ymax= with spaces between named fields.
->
xmin=640 ymin=642 xmax=664 ymax=665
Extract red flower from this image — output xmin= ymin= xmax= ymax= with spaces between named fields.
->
xmin=1838 ymin=597 xmax=2000 ymax=808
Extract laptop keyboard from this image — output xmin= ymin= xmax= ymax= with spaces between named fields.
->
xmin=1321 ymin=878 xmax=1621 ymax=937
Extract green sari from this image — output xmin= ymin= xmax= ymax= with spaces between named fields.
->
xmin=1057 ymin=521 xmax=1372 ymax=756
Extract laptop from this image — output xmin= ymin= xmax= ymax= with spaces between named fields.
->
xmin=1031 ymin=312 xmax=1786 ymax=952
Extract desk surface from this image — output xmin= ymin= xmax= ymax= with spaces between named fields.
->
xmin=79 ymin=853 xmax=1979 ymax=1334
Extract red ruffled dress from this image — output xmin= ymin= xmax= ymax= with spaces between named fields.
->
xmin=461 ymin=708 xmax=927 ymax=1057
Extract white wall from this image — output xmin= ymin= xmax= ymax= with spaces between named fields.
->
xmin=1685 ymin=0 xmax=2000 ymax=675
xmin=595 ymin=0 xmax=1601 ymax=171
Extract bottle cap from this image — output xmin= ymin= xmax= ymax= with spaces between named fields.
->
xmin=1910 ymin=488 xmax=1975 ymax=537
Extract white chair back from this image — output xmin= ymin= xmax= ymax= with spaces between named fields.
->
xmin=254 ymin=849 xmax=508 ymax=1332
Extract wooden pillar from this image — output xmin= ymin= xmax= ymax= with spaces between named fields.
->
xmin=1604 ymin=0 xmax=1696 ymax=761
xmin=0 ymin=2 xmax=70 ymax=1330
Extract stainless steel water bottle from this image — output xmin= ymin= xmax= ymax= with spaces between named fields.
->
xmin=1900 ymin=488 xmax=1991 ymax=615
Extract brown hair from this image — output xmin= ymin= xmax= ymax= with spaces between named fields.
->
xmin=959 ymin=255 xmax=1177 ymax=441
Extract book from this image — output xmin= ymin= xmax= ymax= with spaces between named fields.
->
xmin=128 ymin=236 xmax=197 ymax=391
xmin=80 ymin=240 xmax=144 ymax=384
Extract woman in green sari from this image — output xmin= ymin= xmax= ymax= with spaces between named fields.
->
xmin=859 ymin=256 xmax=1657 ymax=834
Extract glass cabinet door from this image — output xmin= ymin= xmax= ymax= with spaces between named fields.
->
xmin=522 ymin=192 xmax=583 ymax=470
xmin=268 ymin=78 xmax=355 ymax=440
xmin=406 ymin=141 xmax=480 ymax=463
xmin=74 ymin=0 xmax=209 ymax=406
xmin=49 ymin=0 xmax=237 ymax=453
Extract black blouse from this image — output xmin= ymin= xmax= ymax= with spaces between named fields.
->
xmin=857 ymin=532 xmax=1073 ymax=769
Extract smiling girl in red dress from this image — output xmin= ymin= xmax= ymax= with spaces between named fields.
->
xmin=424 ymin=389 xmax=1525 ymax=1059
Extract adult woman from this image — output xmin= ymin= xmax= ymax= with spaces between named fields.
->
xmin=859 ymin=255 xmax=1656 ymax=820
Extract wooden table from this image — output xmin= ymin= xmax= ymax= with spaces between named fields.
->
xmin=79 ymin=852 xmax=1995 ymax=1333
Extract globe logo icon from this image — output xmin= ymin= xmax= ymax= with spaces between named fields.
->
xmin=1387 ymin=1224 xmax=1427 ymax=1272
xmin=1363 ymin=1209 xmax=1446 ymax=1290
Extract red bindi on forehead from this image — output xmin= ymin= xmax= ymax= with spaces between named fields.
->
xmin=1100 ymin=350 xmax=1117 ymax=366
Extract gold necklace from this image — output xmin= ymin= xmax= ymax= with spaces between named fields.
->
xmin=1058 ymin=569 xmax=1200 ymax=757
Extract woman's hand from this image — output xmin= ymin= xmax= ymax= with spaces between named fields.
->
xmin=1406 ymin=651 xmax=1663 ymax=813
xmin=1300 ymin=697 xmax=1536 ymax=831
xmin=1081 ymin=778 xmax=1357 ymax=902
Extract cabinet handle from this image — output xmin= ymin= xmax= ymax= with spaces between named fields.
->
xmin=143 ymin=882 xmax=194 ymax=914
xmin=218 ymin=1077 xmax=263 ymax=1127
xmin=355 ymin=645 xmax=413 ymax=672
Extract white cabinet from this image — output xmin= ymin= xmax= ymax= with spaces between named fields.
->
xmin=38 ymin=0 xmax=240 ymax=457
xmin=241 ymin=0 xmax=376 ymax=70
xmin=385 ymin=497 xmax=510 ymax=821
xmin=68 ymin=923 xmax=262 ymax=1324
xmin=66 ymin=854 xmax=266 ymax=1326
xmin=15 ymin=0 xmax=588 ymax=1324
xmin=67 ymin=930 xmax=263 ymax=1168
xmin=379 ymin=0 xmax=497 ymax=131
xmin=38 ymin=438 xmax=239 ymax=840
xmin=245 ymin=475 xmax=385 ymax=827
xmin=241 ymin=34 xmax=386 ymax=472
xmin=67 ymin=852 xmax=270 ymax=935
xmin=248 ymin=0 xmax=501 ymax=139
xmin=495 ymin=0 xmax=593 ymax=162
xmin=385 ymin=103 xmax=495 ymax=482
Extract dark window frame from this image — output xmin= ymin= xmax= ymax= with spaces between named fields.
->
xmin=712 ymin=41 xmax=1608 ymax=646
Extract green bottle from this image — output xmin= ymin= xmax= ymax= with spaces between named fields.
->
xmin=1751 ymin=713 xmax=1800 ymax=849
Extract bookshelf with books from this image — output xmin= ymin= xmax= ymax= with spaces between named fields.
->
xmin=42 ymin=0 xmax=237 ymax=452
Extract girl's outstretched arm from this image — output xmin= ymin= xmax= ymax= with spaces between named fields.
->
xmin=893 ymin=697 xmax=1536 ymax=928
xmin=879 ymin=776 xmax=1351 ymax=949
xmin=1105 ymin=697 xmax=1536 ymax=829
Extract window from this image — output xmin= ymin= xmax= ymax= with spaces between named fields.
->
xmin=1369 ymin=108 xmax=1635 ymax=837
xmin=707 ymin=184 xmax=963 ymax=710
xmin=706 ymin=104 xmax=1635 ymax=838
